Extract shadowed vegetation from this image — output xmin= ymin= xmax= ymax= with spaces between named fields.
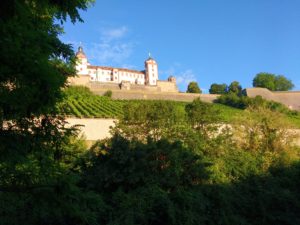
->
xmin=1 ymin=1 xmax=300 ymax=224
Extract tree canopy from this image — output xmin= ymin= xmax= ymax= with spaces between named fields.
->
xmin=253 ymin=73 xmax=294 ymax=91
xmin=0 ymin=0 xmax=93 ymax=120
xmin=209 ymin=83 xmax=228 ymax=94
xmin=0 ymin=1 xmax=98 ymax=224
xmin=228 ymin=81 xmax=242 ymax=95
xmin=186 ymin=81 xmax=202 ymax=93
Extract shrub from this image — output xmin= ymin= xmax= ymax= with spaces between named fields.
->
xmin=103 ymin=90 xmax=112 ymax=98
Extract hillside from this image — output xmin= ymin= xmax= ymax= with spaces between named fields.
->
xmin=57 ymin=86 xmax=300 ymax=128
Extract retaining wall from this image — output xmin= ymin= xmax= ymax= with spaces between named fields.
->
xmin=66 ymin=118 xmax=300 ymax=147
xmin=92 ymin=89 xmax=219 ymax=102
xmin=246 ymin=88 xmax=300 ymax=111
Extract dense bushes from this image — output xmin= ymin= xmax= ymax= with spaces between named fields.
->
xmin=75 ymin=98 xmax=300 ymax=224
xmin=79 ymin=136 xmax=300 ymax=225
xmin=216 ymin=92 xmax=299 ymax=116
xmin=3 ymin=93 xmax=300 ymax=224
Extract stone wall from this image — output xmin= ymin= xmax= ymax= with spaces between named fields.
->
xmin=68 ymin=75 xmax=90 ymax=86
xmin=66 ymin=118 xmax=115 ymax=141
xmin=157 ymin=80 xmax=178 ymax=92
xmin=68 ymin=75 xmax=178 ymax=93
xmin=66 ymin=118 xmax=300 ymax=147
xmin=92 ymin=89 xmax=219 ymax=102
xmin=68 ymin=76 xmax=218 ymax=102
xmin=245 ymin=88 xmax=300 ymax=110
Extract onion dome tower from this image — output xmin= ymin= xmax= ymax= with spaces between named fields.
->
xmin=75 ymin=46 xmax=88 ymax=75
xmin=144 ymin=53 xmax=158 ymax=85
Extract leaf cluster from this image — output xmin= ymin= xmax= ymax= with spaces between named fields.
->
xmin=253 ymin=72 xmax=294 ymax=91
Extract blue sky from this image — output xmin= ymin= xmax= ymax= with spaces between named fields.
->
xmin=60 ymin=0 xmax=300 ymax=92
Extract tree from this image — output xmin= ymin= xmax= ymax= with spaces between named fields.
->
xmin=186 ymin=81 xmax=202 ymax=93
xmin=0 ymin=1 xmax=95 ymax=120
xmin=80 ymin=135 xmax=209 ymax=225
xmin=253 ymin=73 xmax=294 ymax=91
xmin=113 ymin=100 xmax=186 ymax=142
xmin=185 ymin=98 xmax=221 ymax=134
xmin=209 ymin=83 xmax=228 ymax=94
xmin=275 ymin=75 xmax=295 ymax=91
xmin=233 ymin=106 xmax=296 ymax=153
xmin=228 ymin=81 xmax=242 ymax=95
xmin=0 ymin=1 xmax=100 ymax=224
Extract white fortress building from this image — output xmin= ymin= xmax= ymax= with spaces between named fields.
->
xmin=72 ymin=46 xmax=177 ymax=92
xmin=76 ymin=46 xmax=159 ymax=85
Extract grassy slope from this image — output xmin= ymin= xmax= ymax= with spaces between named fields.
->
xmin=57 ymin=86 xmax=300 ymax=128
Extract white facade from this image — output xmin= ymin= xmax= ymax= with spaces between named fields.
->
xmin=75 ymin=47 xmax=158 ymax=86
xmin=145 ymin=58 xmax=158 ymax=85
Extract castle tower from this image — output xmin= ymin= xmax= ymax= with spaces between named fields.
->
xmin=75 ymin=46 xmax=88 ymax=75
xmin=144 ymin=54 xmax=158 ymax=85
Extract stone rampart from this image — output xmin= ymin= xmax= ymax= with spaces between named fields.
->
xmin=68 ymin=75 xmax=90 ymax=86
xmin=157 ymin=80 xmax=178 ymax=92
xmin=246 ymin=88 xmax=300 ymax=110
xmin=92 ymin=89 xmax=219 ymax=103
xmin=68 ymin=75 xmax=178 ymax=92
xmin=69 ymin=75 xmax=216 ymax=102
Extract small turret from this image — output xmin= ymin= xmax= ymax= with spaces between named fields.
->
xmin=75 ymin=46 xmax=87 ymax=59
xmin=168 ymin=76 xmax=176 ymax=83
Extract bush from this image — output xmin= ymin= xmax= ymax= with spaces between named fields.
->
xmin=103 ymin=90 xmax=112 ymax=98
xmin=215 ymin=93 xmax=250 ymax=109
xmin=215 ymin=93 xmax=297 ymax=116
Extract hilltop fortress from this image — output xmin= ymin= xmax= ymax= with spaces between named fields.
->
xmin=69 ymin=47 xmax=300 ymax=110
xmin=69 ymin=46 xmax=178 ymax=92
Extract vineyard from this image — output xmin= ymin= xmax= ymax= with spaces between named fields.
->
xmin=57 ymin=86 xmax=243 ymax=122
xmin=57 ymin=86 xmax=125 ymax=118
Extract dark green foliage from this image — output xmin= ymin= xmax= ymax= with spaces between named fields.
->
xmin=186 ymin=81 xmax=202 ymax=93
xmin=216 ymin=92 xmax=299 ymax=115
xmin=209 ymin=81 xmax=242 ymax=95
xmin=186 ymin=98 xmax=221 ymax=128
xmin=84 ymin=136 xmax=208 ymax=193
xmin=2 ymin=0 xmax=300 ymax=223
xmin=253 ymin=73 xmax=294 ymax=91
xmin=103 ymin=90 xmax=112 ymax=98
xmin=80 ymin=135 xmax=209 ymax=225
xmin=78 ymin=121 xmax=300 ymax=225
xmin=209 ymin=83 xmax=228 ymax=94
xmin=0 ymin=0 xmax=101 ymax=224
xmin=228 ymin=81 xmax=242 ymax=95
xmin=185 ymin=98 xmax=221 ymax=140
xmin=0 ymin=0 xmax=94 ymax=120
xmin=222 ymin=162 xmax=300 ymax=225
xmin=0 ymin=116 xmax=102 ymax=225
xmin=115 ymin=100 xmax=186 ymax=141
xmin=216 ymin=92 xmax=250 ymax=109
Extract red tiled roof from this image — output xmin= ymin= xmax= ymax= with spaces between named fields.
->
xmin=87 ymin=65 xmax=144 ymax=74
